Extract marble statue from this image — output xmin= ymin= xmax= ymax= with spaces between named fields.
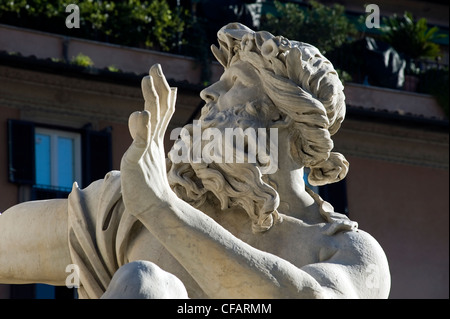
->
xmin=0 ymin=23 xmax=390 ymax=299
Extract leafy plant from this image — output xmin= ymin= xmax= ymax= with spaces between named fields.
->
xmin=70 ymin=53 xmax=94 ymax=68
xmin=381 ymin=12 xmax=446 ymax=62
xmin=0 ymin=0 xmax=189 ymax=52
xmin=107 ymin=65 xmax=120 ymax=73
xmin=50 ymin=57 xmax=64 ymax=63
xmin=262 ymin=0 xmax=358 ymax=54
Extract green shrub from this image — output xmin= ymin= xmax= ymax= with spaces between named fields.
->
xmin=70 ymin=53 xmax=94 ymax=67
xmin=261 ymin=0 xmax=358 ymax=54
xmin=0 ymin=0 xmax=189 ymax=52
xmin=381 ymin=12 xmax=446 ymax=62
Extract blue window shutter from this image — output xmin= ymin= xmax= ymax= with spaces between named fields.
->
xmin=7 ymin=119 xmax=36 ymax=185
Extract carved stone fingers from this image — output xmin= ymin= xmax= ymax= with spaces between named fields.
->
xmin=148 ymin=64 xmax=176 ymax=143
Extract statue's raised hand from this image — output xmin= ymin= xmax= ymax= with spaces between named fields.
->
xmin=120 ymin=64 xmax=177 ymax=217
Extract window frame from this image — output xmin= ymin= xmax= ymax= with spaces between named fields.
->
xmin=8 ymin=119 xmax=113 ymax=190
xmin=34 ymin=127 xmax=82 ymax=190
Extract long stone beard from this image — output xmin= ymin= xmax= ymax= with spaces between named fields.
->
xmin=167 ymin=101 xmax=281 ymax=233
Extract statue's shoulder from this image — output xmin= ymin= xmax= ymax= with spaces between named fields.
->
xmin=331 ymin=228 xmax=391 ymax=297
xmin=326 ymin=227 xmax=389 ymax=272
xmin=306 ymin=226 xmax=391 ymax=298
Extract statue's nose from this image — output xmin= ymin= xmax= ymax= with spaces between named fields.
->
xmin=200 ymin=84 xmax=220 ymax=103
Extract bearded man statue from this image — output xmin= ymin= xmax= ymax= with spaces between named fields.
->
xmin=0 ymin=23 xmax=390 ymax=299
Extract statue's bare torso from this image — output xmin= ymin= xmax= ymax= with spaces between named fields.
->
xmin=122 ymin=186 xmax=386 ymax=298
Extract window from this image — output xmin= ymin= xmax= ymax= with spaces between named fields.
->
xmin=7 ymin=119 xmax=113 ymax=299
xmin=35 ymin=128 xmax=82 ymax=191
xmin=8 ymin=119 xmax=112 ymax=189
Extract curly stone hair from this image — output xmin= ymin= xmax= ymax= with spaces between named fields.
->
xmin=212 ymin=23 xmax=349 ymax=186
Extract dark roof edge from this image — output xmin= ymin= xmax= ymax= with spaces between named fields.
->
xmin=0 ymin=51 xmax=205 ymax=93
xmin=346 ymin=105 xmax=449 ymax=132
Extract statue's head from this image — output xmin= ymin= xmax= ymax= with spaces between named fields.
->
xmin=168 ymin=23 xmax=350 ymax=233
xmin=209 ymin=22 xmax=348 ymax=184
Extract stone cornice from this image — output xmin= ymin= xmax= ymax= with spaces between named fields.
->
xmin=335 ymin=118 xmax=449 ymax=169
xmin=0 ymin=65 xmax=140 ymax=123
xmin=0 ymin=65 xmax=200 ymax=128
